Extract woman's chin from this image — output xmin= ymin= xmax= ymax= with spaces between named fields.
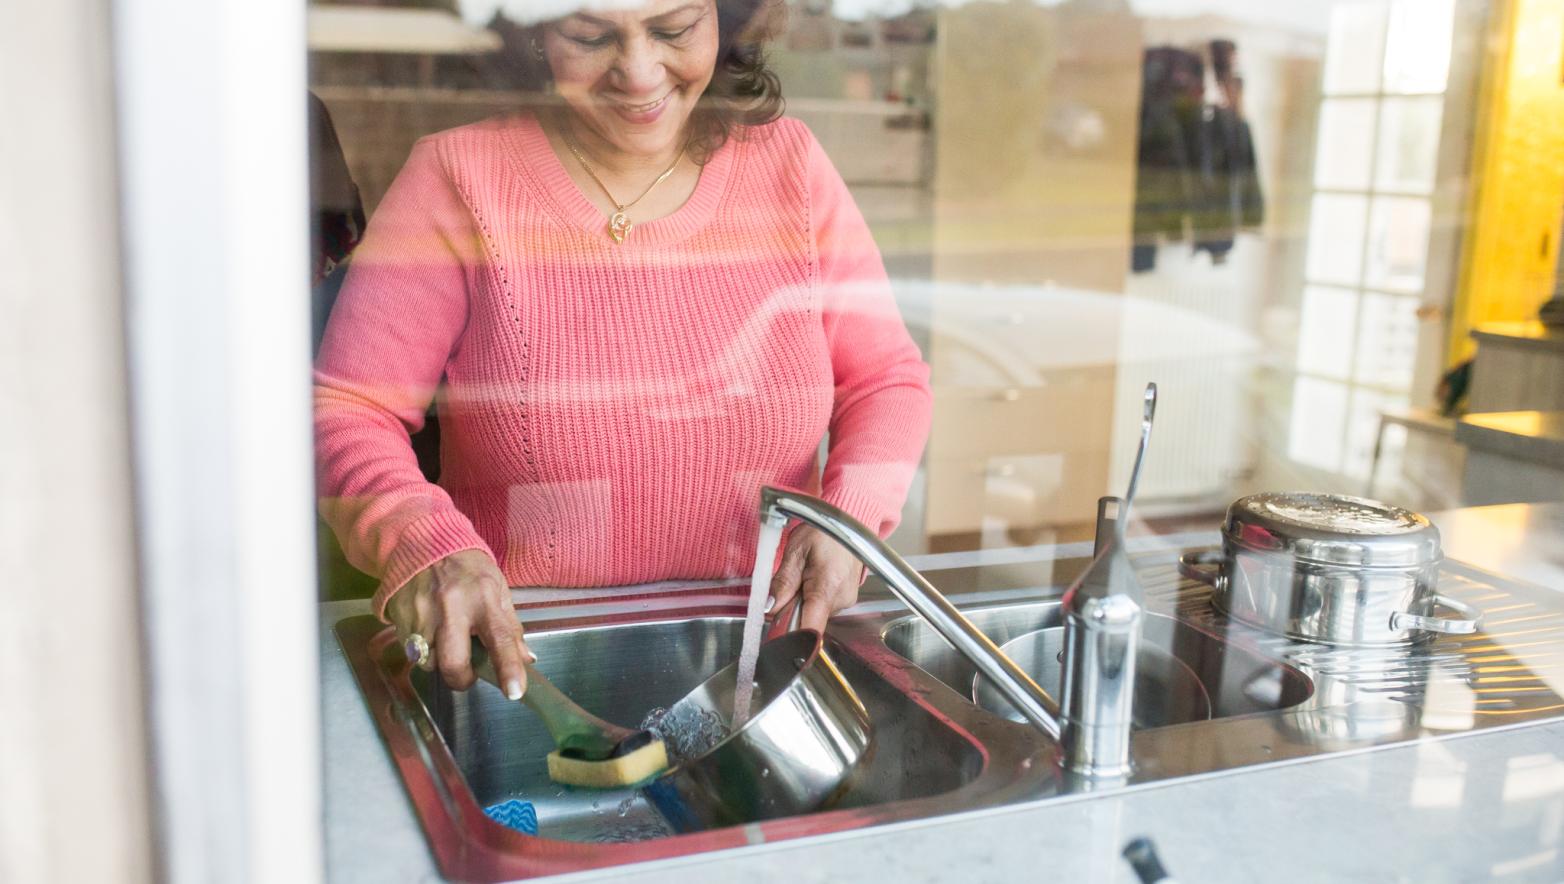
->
xmin=604 ymin=121 xmax=693 ymax=161
xmin=567 ymin=97 xmax=694 ymax=159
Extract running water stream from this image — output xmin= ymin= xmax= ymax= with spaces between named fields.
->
xmin=731 ymin=518 xmax=784 ymax=727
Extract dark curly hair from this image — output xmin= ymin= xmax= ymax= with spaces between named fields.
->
xmin=504 ymin=0 xmax=785 ymax=165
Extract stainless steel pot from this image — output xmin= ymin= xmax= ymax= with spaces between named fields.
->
xmin=642 ymin=629 xmax=873 ymax=832
xmin=1178 ymin=492 xmax=1482 ymax=646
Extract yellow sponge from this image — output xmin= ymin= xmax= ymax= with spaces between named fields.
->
xmin=545 ymin=739 xmax=669 ymax=789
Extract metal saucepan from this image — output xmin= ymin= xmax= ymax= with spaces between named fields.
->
xmin=972 ymin=626 xmax=1212 ymax=729
xmin=1179 ymin=492 xmax=1482 ymax=646
xmin=642 ymin=628 xmax=874 ymax=833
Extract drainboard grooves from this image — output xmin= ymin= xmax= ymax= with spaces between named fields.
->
xmin=1138 ymin=559 xmax=1564 ymax=716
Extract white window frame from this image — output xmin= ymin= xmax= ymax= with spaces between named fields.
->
xmin=113 ymin=1 xmax=322 ymax=881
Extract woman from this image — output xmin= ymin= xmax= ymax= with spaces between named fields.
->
xmin=315 ymin=0 xmax=932 ymax=701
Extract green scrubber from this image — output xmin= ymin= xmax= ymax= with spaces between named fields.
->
xmin=470 ymin=640 xmax=671 ymax=788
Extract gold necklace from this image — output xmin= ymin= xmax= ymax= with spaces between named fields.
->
xmin=562 ymin=133 xmax=682 ymax=244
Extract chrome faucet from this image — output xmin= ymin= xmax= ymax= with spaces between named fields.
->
xmin=759 ymin=487 xmax=1062 ymax=740
xmin=1057 ymin=497 xmax=1141 ymax=778
xmin=759 ymin=384 xmax=1157 ymax=779
xmin=1055 ymin=384 xmax=1156 ymax=778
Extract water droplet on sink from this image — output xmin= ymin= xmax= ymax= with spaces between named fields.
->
xmin=617 ymin=797 xmax=635 ymax=817
xmin=761 ymin=768 xmax=771 ymax=778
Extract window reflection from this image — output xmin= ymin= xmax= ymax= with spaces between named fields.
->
xmin=292 ymin=1 xmax=1564 ymax=874
xmin=306 ymin=0 xmax=1506 ymax=574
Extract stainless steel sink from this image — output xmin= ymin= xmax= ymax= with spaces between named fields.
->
xmin=335 ymin=604 xmax=1055 ymax=881
xmin=413 ymin=617 xmax=993 ymax=844
xmin=881 ymin=601 xmax=1315 ymax=726
xmin=416 ymin=617 xmax=743 ymax=844
xmin=334 ymin=554 xmax=1564 ymax=882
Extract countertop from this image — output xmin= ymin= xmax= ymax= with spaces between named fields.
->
xmin=1458 ymin=411 xmax=1564 ymax=468
xmin=1472 ymin=321 xmax=1564 ymax=353
xmin=323 ymin=507 xmax=1564 ymax=883
xmin=1433 ymin=503 xmax=1564 ymax=591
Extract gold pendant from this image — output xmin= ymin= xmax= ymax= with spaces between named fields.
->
xmin=609 ymin=211 xmax=632 ymax=244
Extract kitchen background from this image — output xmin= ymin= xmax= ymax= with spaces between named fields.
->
xmin=307 ymin=0 xmax=1564 ymax=597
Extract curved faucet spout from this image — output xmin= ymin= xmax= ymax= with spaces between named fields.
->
xmin=759 ymin=486 xmax=1062 ymax=740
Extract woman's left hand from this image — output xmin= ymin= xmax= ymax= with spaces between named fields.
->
xmin=768 ymin=525 xmax=866 ymax=633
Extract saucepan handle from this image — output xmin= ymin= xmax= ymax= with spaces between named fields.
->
xmin=1177 ymin=550 xmax=1225 ymax=590
xmin=1390 ymin=594 xmax=1483 ymax=635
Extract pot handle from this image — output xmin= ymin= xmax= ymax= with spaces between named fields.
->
xmin=1390 ymin=594 xmax=1484 ymax=635
xmin=1178 ymin=551 xmax=1225 ymax=590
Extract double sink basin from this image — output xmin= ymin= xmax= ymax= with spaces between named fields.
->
xmin=334 ymin=553 xmax=1563 ymax=881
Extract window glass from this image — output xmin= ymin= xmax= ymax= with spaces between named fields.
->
xmin=1366 ymin=195 xmax=1433 ymax=293
xmin=1306 ymin=193 xmax=1372 ymax=286
xmin=1354 ymin=291 xmax=1421 ymax=388
xmin=300 ymin=0 xmax=1564 ymax=869
xmin=303 ymin=0 xmax=1512 ymax=588
xmin=1382 ymin=0 xmax=1456 ymax=93
xmin=1323 ymin=1 xmax=1389 ymax=94
xmin=1288 ymin=376 xmax=1352 ymax=471
xmin=1375 ymin=96 xmax=1445 ymax=194
xmin=1298 ymin=285 xmax=1360 ymax=380
xmin=1315 ymin=98 xmax=1380 ymax=190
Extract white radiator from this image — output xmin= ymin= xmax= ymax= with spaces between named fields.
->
xmin=1111 ymin=240 xmax=1266 ymax=504
xmin=1111 ymin=356 xmax=1254 ymax=502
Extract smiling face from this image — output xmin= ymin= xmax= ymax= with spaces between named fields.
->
xmin=542 ymin=1 xmax=721 ymax=164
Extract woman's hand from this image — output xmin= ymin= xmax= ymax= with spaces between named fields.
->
xmin=385 ymin=549 xmax=535 ymax=699
xmin=767 ymin=525 xmax=866 ymax=633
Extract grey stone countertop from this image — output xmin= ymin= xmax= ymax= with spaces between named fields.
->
xmin=323 ymin=505 xmax=1564 ymax=883
xmin=1458 ymin=411 xmax=1564 ymax=468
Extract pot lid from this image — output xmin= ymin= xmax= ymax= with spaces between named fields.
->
xmin=1223 ymin=492 xmax=1441 ymax=567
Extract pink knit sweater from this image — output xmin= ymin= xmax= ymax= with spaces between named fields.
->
xmin=315 ymin=114 xmax=932 ymax=618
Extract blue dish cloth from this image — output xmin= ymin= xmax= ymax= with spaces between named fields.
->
xmin=483 ymin=799 xmax=539 ymax=836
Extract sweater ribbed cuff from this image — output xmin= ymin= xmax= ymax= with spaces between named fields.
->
xmin=372 ymin=509 xmax=494 ymax=622
xmin=821 ymin=484 xmax=900 ymax=540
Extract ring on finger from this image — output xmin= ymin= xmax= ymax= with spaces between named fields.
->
xmin=403 ymin=632 xmax=434 ymax=671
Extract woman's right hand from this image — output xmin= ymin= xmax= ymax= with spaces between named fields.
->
xmin=385 ymin=549 xmax=535 ymax=699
